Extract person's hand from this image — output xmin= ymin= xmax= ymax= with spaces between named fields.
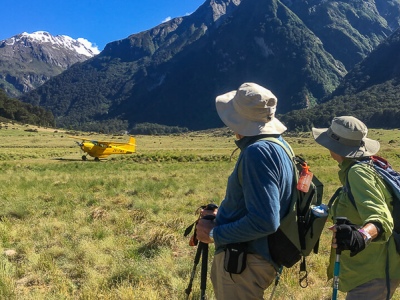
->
xmin=195 ymin=219 xmax=216 ymax=244
xmin=329 ymin=220 xmax=365 ymax=256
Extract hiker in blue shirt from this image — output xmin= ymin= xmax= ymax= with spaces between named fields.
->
xmin=196 ymin=82 xmax=294 ymax=299
xmin=312 ymin=116 xmax=400 ymax=299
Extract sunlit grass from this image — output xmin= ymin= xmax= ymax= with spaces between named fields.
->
xmin=0 ymin=122 xmax=399 ymax=299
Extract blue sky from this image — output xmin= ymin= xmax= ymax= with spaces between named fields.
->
xmin=1 ymin=0 xmax=206 ymax=52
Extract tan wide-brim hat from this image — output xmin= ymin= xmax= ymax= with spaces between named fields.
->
xmin=312 ymin=116 xmax=380 ymax=158
xmin=215 ymin=82 xmax=287 ymax=136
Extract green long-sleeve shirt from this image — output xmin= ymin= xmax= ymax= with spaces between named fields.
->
xmin=328 ymin=158 xmax=400 ymax=292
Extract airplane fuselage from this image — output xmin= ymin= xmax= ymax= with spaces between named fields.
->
xmin=71 ymin=136 xmax=136 ymax=160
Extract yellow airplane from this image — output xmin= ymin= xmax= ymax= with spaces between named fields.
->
xmin=70 ymin=136 xmax=136 ymax=161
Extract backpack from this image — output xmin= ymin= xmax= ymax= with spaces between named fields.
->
xmin=238 ymin=137 xmax=326 ymax=287
xmin=343 ymin=156 xmax=400 ymax=253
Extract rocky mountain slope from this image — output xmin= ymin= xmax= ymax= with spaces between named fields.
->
xmin=18 ymin=0 xmax=400 ymax=132
xmin=280 ymin=0 xmax=398 ymax=70
xmin=0 ymin=31 xmax=99 ymax=97
xmin=329 ymin=27 xmax=400 ymax=98
xmin=281 ymin=27 xmax=400 ymax=130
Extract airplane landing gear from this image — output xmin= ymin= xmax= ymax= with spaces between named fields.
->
xmin=82 ymin=155 xmax=87 ymax=161
xmin=94 ymin=157 xmax=100 ymax=162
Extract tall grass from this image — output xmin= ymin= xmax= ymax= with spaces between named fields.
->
xmin=0 ymin=123 xmax=399 ymax=299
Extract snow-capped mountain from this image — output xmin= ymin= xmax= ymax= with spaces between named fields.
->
xmin=0 ymin=31 xmax=99 ymax=97
xmin=7 ymin=31 xmax=100 ymax=57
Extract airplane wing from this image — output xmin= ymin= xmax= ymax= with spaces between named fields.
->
xmin=97 ymin=141 xmax=128 ymax=146
xmin=69 ymin=136 xmax=135 ymax=145
xmin=93 ymin=137 xmax=136 ymax=145
xmin=69 ymin=136 xmax=93 ymax=142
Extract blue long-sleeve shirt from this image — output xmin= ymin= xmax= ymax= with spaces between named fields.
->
xmin=213 ymin=135 xmax=294 ymax=264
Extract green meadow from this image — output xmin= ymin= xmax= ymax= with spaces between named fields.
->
xmin=0 ymin=122 xmax=399 ymax=300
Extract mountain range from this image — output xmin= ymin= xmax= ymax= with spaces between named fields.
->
xmin=4 ymin=0 xmax=400 ymax=132
xmin=0 ymin=31 xmax=99 ymax=98
xmin=281 ymin=26 xmax=400 ymax=130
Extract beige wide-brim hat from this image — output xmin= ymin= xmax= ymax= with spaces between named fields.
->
xmin=215 ymin=82 xmax=287 ymax=136
xmin=312 ymin=116 xmax=380 ymax=158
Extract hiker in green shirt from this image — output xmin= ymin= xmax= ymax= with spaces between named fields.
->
xmin=312 ymin=116 xmax=400 ymax=299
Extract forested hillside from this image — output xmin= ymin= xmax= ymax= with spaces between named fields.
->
xmin=281 ymin=80 xmax=400 ymax=130
xmin=0 ymin=89 xmax=54 ymax=126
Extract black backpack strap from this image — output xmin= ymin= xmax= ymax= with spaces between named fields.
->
xmin=344 ymin=159 xmax=383 ymax=209
xmin=328 ymin=187 xmax=342 ymax=208
xmin=343 ymin=160 xmax=364 ymax=209
xmin=344 ymin=173 xmax=357 ymax=209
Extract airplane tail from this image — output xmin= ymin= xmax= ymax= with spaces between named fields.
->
xmin=125 ymin=136 xmax=136 ymax=153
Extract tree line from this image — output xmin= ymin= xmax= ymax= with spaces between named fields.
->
xmin=0 ymin=89 xmax=54 ymax=127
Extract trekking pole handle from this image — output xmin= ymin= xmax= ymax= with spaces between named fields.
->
xmin=335 ymin=217 xmax=347 ymax=224
xmin=334 ymin=217 xmax=347 ymax=255
xmin=202 ymin=215 xmax=216 ymax=221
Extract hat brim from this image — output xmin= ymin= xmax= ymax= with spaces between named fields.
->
xmin=312 ymin=127 xmax=380 ymax=158
xmin=216 ymin=90 xmax=287 ymax=136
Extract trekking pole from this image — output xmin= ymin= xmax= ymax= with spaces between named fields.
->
xmin=332 ymin=217 xmax=347 ymax=300
xmin=200 ymin=242 xmax=209 ymax=299
xmin=185 ymin=241 xmax=203 ymax=299
xmin=269 ymin=266 xmax=283 ymax=300
xmin=184 ymin=211 xmax=216 ymax=299
xmin=198 ymin=214 xmax=215 ymax=299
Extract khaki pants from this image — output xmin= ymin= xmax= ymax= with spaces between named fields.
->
xmin=210 ymin=252 xmax=276 ymax=300
xmin=346 ymin=278 xmax=400 ymax=300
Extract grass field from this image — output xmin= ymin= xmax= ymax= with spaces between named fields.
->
xmin=0 ymin=122 xmax=399 ymax=299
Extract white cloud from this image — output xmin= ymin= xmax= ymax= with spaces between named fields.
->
xmin=77 ymin=38 xmax=100 ymax=55
xmin=161 ymin=11 xmax=193 ymax=24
